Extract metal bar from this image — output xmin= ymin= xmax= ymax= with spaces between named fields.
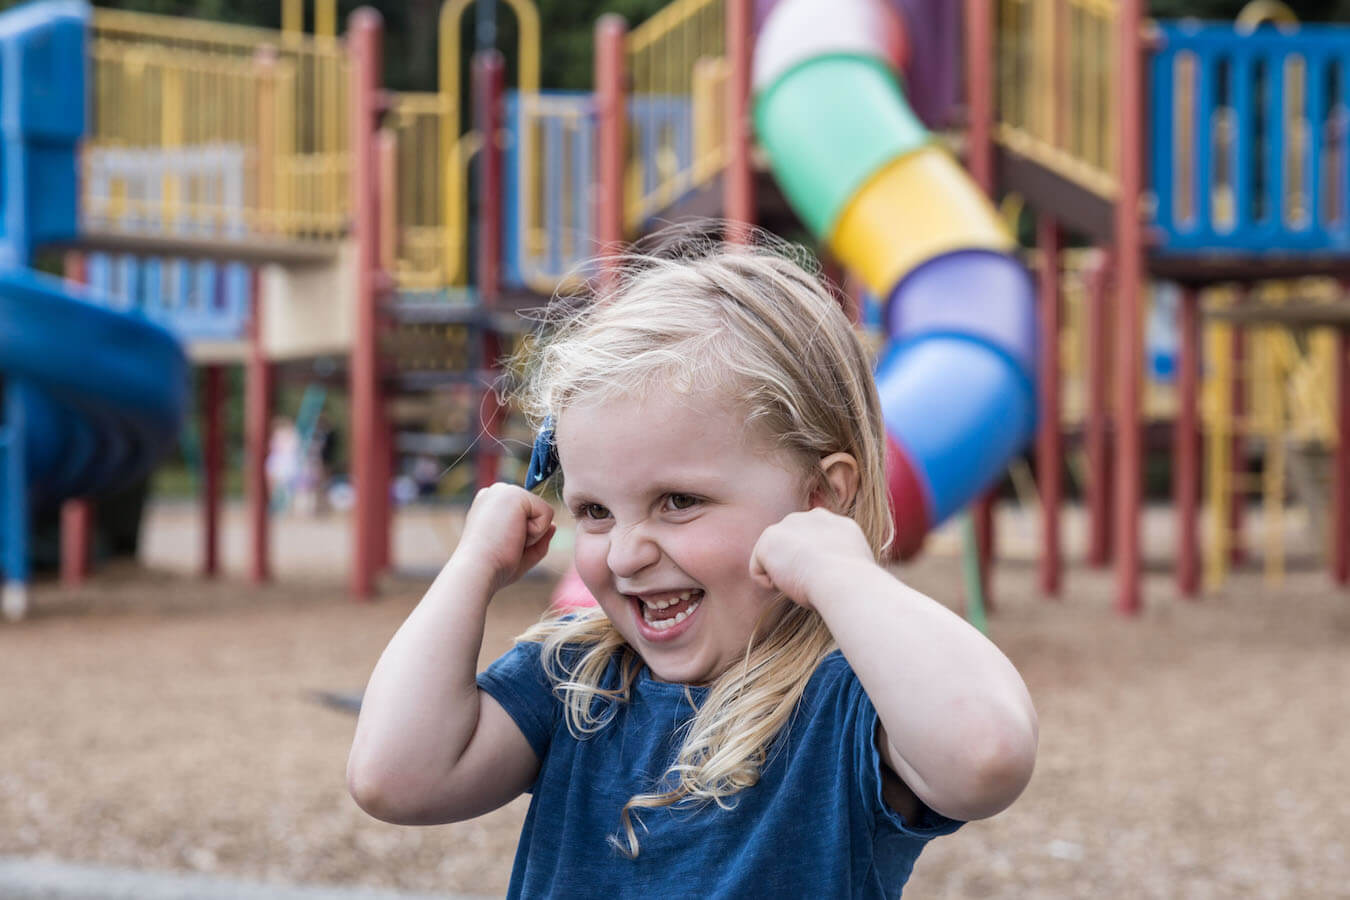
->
xmin=347 ymin=9 xmax=381 ymax=598
xmin=1176 ymin=285 xmax=1201 ymax=595
xmin=1038 ymin=214 xmax=1063 ymax=597
xmin=1114 ymin=0 xmax=1144 ymax=615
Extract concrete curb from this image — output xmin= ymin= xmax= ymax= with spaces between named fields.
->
xmin=0 ymin=856 xmax=494 ymax=900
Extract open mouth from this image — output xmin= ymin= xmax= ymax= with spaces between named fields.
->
xmin=629 ymin=589 xmax=704 ymax=632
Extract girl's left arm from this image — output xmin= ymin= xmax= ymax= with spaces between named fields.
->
xmin=750 ymin=509 xmax=1038 ymax=822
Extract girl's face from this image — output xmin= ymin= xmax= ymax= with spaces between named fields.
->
xmin=556 ymin=390 xmax=807 ymax=685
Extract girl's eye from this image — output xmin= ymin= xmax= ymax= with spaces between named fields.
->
xmin=577 ymin=503 xmax=610 ymax=521
xmin=665 ymin=493 xmax=699 ymax=511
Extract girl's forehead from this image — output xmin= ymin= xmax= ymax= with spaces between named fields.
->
xmin=554 ymin=391 xmax=805 ymax=493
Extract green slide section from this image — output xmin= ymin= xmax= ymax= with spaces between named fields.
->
xmin=753 ymin=54 xmax=930 ymax=237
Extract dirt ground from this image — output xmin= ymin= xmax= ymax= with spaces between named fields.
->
xmin=2 ymin=502 xmax=1349 ymax=898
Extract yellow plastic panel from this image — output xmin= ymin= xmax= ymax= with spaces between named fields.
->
xmin=827 ymin=145 xmax=1013 ymax=296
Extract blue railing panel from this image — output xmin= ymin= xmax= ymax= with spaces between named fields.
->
xmin=1150 ymin=22 xmax=1350 ymax=256
xmin=86 ymin=253 xmax=249 ymax=341
xmin=501 ymin=91 xmax=598 ymax=289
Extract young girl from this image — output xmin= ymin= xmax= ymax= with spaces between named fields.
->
xmin=347 ymin=235 xmax=1037 ymax=897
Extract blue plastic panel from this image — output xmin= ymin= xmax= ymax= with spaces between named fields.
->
xmin=1150 ymin=22 xmax=1350 ymax=256
xmin=875 ymin=336 xmax=1035 ymax=525
xmin=885 ymin=249 xmax=1037 ymax=385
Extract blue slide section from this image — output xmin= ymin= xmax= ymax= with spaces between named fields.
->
xmin=2 ymin=271 xmax=189 ymax=510
xmin=878 ymin=249 xmax=1037 ymax=525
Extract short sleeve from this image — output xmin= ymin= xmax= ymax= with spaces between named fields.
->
xmin=846 ymin=672 xmax=964 ymax=840
xmin=476 ymin=640 xmax=558 ymax=761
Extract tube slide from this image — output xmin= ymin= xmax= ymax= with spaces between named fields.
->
xmin=753 ymin=0 xmax=1037 ymax=557
xmin=1 ymin=268 xmax=188 ymax=614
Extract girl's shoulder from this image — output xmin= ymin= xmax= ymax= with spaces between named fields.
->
xmin=796 ymin=649 xmax=865 ymax=711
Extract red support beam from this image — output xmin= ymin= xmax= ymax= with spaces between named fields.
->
xmin=475 ymin=51 xmax=505 ymax=491
xmin=974 ymin=491 xmax=996 ymax=612
xmin=1037 ymin=215 xmax=1063 ymax=597
xmin=724 ymin=0 xmax=753 ymax=243
xmin=348 ymin=8 xmax=383 ymax=598
xmin=1334 ymin=328 xmax=1349 ymax=585
xmin=375 ymin=129 xmax=397 ymax=575
xmin=965 ymin=0 xmax=997 ymax=607
xmin=60 ymin=252 xmax=92 ymax=587
xmin=1175 ymin=286 xmax=1201 ymax=596
xmin=60 ymin=502 xmax=91 ymax=588
xmin=595 ymin=14 xmax=627 ymax=280
xmin=1085 ymin=251 xmax=1114 ymax=567
xmin=1113 ymin=0 xmax=1145 ymax=615
xmin=201 ymin=364 xmax=224 ymax=578
xmin=246 ymin=267 xmax=272 ymax=585
xmin=964 ymin=0 xmax=994 ymax=191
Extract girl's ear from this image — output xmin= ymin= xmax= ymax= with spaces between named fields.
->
xmin=812 ymin=452 xmax=860 ymax=512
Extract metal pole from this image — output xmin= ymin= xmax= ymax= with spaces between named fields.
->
xmin=1113 ymin=0 xmax=1145 ymax=615
xmin=1037 ymin=215 xmax=1063 ymax=597
xmin=594 ymin=14 xmax=627 ymax=284
xmin=1175 ymin=284 xmax=1201 ymax=596
xmin=1085 ymin=250 xmax=1114 ymax=567
xmin=348 ymin=7 xmax=383 ymax=598
xmin=725 ymin=0 xmax=754 ymax=242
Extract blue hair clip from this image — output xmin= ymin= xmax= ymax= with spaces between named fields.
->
xmin=524 ymin=416 xmax=559 ymax=490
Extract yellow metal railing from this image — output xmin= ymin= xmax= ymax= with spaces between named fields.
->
xmin=995 ymin=0 xmax=1119 ymax=199
xmin=439 ymin=0 xmax=540 ymax=289
xmin=625 ymin=0 xmax=728 ymax=231
xmin=85 ymin=9 xmax=349 ymax=241
xmin=1203 ymin=280 xmax=1342 ymax=589
xmin=388 ymin=91 xmax=475 ymax=291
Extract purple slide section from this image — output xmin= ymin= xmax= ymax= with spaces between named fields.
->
xmin=752 ymin=0 xmax=962 ymax=127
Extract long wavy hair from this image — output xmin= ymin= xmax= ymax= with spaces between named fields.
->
xmin=510 ymin=226 xmax=891 ymax=856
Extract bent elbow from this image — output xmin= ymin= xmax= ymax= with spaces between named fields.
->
xmin=923 ymin=704 xmax=1038 ymax=822
xmin=952 ymin=711 xmax=1039 ymax=821
xmin=347 ymin=756 xmax=436 ymax=826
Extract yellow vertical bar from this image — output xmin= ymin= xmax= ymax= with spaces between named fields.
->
xmin=316 ymin=0 xmax=337 ymax=38
xmin=283 ymin=0 xmax=302 ymax=41
xmin=1205 ymin=314 xmax=1233 ymax=590
xmin=162 ymin=66 xmax=182 ymax=228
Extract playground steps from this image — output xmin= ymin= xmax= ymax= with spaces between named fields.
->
xmin=381 ymin=291 xmax=542 ymax=496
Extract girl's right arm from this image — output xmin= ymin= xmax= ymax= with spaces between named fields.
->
xmin=346 ymin=484 xmax=556 ymax=825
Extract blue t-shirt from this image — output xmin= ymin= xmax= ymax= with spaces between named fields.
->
xmin=477 ymin=641 xmax=961 ymax=898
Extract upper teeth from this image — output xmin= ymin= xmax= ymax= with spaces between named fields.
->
xmin=642 ymin=591 xmax=694 ymax=610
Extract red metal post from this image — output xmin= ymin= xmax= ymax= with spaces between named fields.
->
xmin=1114 ymin=0 xmax=1145 ymax=615
xmin=374 ymin=129 xmax=397 ymax=574
xmin=348 ymin=7 xmax=383 ymax=598
xmin=964 ymin=0 xmax=994 ymax=191
xmin=1229 ymin=322 xmax=1247 ymax=565
xmin=59 ymin=503 xmax=91 ymax=587
xmin=724 ymin=0 xmax=754 ymax=242
xmin=246 ymin=267 xmax=272 ymax=584
xmin=595 ymin=14 xmax=627 ymax=279
xmin=965 ymin=0 xmax=997 ymax=604
xmin=1036 ymin=215 xmax=1063 ymax=597
xmin=201 ymin=364 xmax=224 ymax=578
xmin=60 ymin=252 xmax=91 ymax=587
xmin=1175 ymin=285 xmax=1201 ymax=596
xmin=1085 ymin=250 xmax=1114 ymax=566
xmin=475 ymin=51 xmax=505 ymax=491
xmin=1334 ymin=328 xmax=1349 ymax=585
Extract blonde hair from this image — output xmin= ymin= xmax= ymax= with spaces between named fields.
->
xmin=512 ymin=225 xmax=890 ymax=856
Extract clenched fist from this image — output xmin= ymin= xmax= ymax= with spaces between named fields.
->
xmin=748 ymin=508 xmax=874 ymax=609
xmin=455 ymin=483 xmax=557 ymax=596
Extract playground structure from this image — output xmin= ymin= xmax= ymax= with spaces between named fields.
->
xmin=0 ymin=0 xmax=1346 ymax=619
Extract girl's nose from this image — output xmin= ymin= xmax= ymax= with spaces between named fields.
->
xmin=606 ymin=523 xmax=660 ymax=578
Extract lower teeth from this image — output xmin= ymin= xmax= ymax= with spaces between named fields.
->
xmin=643 ymin=598 xmax=700 ymax=630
